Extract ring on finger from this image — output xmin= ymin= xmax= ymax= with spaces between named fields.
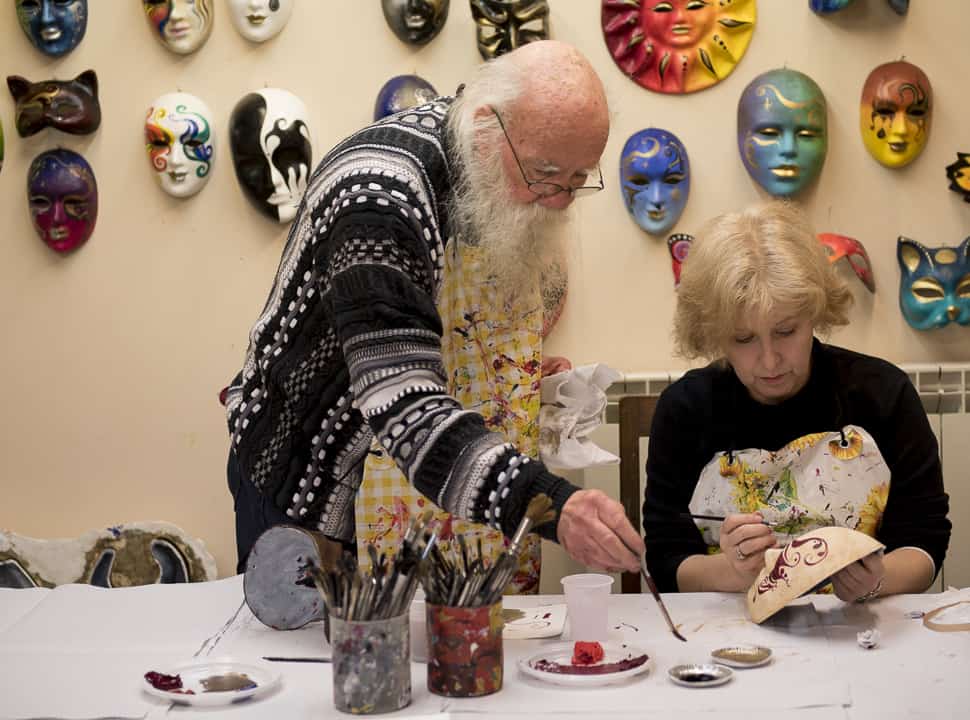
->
xmin=736 ymin=546 xmax=748 ymax=561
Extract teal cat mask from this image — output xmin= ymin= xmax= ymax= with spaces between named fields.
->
xmin=897 ymin=236 xmax=970 ymax=330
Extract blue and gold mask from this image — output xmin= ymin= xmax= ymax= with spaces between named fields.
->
xmin=897 ymin=236 xmax=970 ymax=330
xmin=620 ymin=128 xmax=690 ymax=236
xmin=16 ymin=0 xmax=88 ymax=57
xmin=738 ymin=68 xmax=827 ymax=197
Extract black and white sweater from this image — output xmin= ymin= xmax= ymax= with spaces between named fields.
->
xmin=225 ymin=99 xmax=576 ymax=543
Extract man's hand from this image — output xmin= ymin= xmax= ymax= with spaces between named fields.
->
xmin=541 ymin=356 xmax=572 ymax=377
xmin=556 ymin=489 xmax=643 ymax=573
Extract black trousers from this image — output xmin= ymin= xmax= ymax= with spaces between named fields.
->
xmin=227 ymin=449 xmax=291 ymax=574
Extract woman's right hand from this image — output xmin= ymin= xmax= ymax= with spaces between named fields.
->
xmin=719 ymin=513 xmax=777 ymax=581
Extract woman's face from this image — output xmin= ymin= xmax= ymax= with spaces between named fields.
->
xmin=722 ymin=309 xmax=815 ymax=405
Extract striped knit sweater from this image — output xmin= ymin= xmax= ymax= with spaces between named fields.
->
xmin=225 ymin=98 xmax=577 ymax=543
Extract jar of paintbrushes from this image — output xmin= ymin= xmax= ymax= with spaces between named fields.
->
xmin=423 ymin=494 xmax=556 ymax=697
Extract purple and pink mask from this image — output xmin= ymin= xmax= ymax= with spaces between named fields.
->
xmin=818 ymin=233 xmax=875 ymax=293
xmin=27 ymin=149 xmax=97 ymax=254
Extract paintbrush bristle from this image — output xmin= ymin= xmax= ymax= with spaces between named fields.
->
xmin=525 ymin=493 xmax=554 ymax=527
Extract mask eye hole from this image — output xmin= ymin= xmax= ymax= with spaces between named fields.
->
xmin=911 ymin=279 xmax=945 ymax=301
xmin=628 ymin=174 xmax=649 ymax=187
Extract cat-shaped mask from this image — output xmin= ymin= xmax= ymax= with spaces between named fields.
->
xmin=897 ymin=236 xmax=970 ymax=330
xmin=6 ymin=70 xmax=101 ymax=137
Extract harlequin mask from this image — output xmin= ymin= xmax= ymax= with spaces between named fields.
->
xmin=818 ymin=233 xmax=875 ymax=293
xmin=738 ymin=68 xmax=827 ymax=197
xmin=668 ymin=233 xmax=692 ymax=286
xmin=16 ymin=0 xmax=87 ymax=57
xmin=620 ymin=128 xmax=690 ymax=236
xmin=897 ymin=237 xmax=970 ymax=330
xmin=7 ymin=70 xmax=100 ymax=138
xmin=230 ymin=88 xmax=312 ymax=223
xmin=374 ymin=75 xmax=438 ymax=121
xmin=382 ymin=0 xmax=449 ymax=45
xmin=602 ymin=0 xmax=756 ymax=95
xmin=143 ymin=0 xmax=213 ymax=55
xmin=946 ymin=153 xmax=970 ymax=204
xmin=809 ymin=0 xmax=854 ymax=13
xmin=860 ymin=61 xmax=932 ymax=169
xmin=145 ymin=92 xmax=215 ymax=199
xmin=471 ymin=0 xmax=548 ymax=60
xmin=27 ymin=148 xmax=97 ymax=254
xmin=228 ymin=0 xmax=293 ymax=42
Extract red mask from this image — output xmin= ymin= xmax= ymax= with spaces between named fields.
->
xmin=667 ymin=233 xmax=693 ymax=287
xmin=818 ymin=233 xmax=875 ymax=293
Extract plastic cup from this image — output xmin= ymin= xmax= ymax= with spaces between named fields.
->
xmin=561 ymin=573 xmax=613 ymax=641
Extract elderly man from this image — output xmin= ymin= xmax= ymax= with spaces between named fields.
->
xmin=225 ymin=40 xmax=643 ymax=578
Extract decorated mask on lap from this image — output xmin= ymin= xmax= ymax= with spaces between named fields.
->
xmin=7 ymin=70 xmax=100 ymax=138
xmin=374 ymin=75 xmax=438 ymax=121
xmin=471 ymin=0 xmax=548 ymax=60
xmin=27 ymin=149 xmax=98 ymax=254
xmin=145 ymin=92 xmax=215 ymax=199
xmin=228 ymin=0 xmax=293 ymax=42
xmin=946 ymin=153 xmax=970 ymax=204
xmin=382 ymin=0 xmax=449 ymax=45
xmin=230 ymin=88 xmax=312 ymax=223
xmin=897 ymin=237 xmax=970 ymax=330
xmin=143 ymin=0 xmax=213 ymax=55
xmin=601 ymin=0 xmax=756 ymax=95
xmin=620 ymin=128 xmax=690 ymax=236
xmin=818 ymin=233 xmax=875 ymax=293
xmin=860 ymin=61 xmax=932 ymax=169
xmin=16 ymin=0 xmax=87 ymax=57
xmin=738 ymin=68 xmax=827 ymax=197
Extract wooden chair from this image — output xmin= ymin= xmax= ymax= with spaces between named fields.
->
xmin=618 ymin=395 xmax=659 ymax=593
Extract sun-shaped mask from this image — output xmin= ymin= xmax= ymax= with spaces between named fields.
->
xmin=946 ymin=153 xmax=970 ymax=204
xmin=601 ymin=0 xmax=756 ymax=94
xmin=860 ymin=60 xmax=932 ymax=169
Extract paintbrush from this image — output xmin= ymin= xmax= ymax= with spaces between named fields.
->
xmin=681 ymin=513 xmax=779 ymax=527
xmin=480 ymin=493 xmax=556 ymax=605
xmin=639 ymin=553 xmax=687 ymax=642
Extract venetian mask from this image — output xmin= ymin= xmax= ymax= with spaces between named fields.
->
xmin=145 ymin=93 xmax=215 ymax=199
xmin=818 ymin=233 xmax=875 ymax=293
xmin=382 ymin=0 xmax=449 ymax=45
xmin=27 ymin=148 xmax=98 ymax=254
xmin=738 ymin=68 xmax=827 ymax=197
xmin=602 ymin=0 xmax=756 ymax=95
xmin=860 ymin=60 xmax=932 ymax=169
xmin=374 ymin=75 xmax=438 ymax=121
xmin=620 ymin=128 xmax=690 ymax=236
xmin=946 ymin=153 xmax=970 ymax=204
xmin=230 ymin=88 xmax=312 ymax=223
xmin=142 ymin=0 xmax=213 ymax=55
xmin=667 ymin=233 xmax=692 ymax=286
xmin=471 ymin=0 xmax=548 ymax=60
xmin=228 ymin=0 xmax=293 ymax=42
xmin=809 ymin=0 xmax=854 ymax=13
xmin=16 ymin=0 xmax=87 ymax=57
xmin=897 ymin=237 xmax=970 ymax=330
xmin=7 ymin=70 xmax=100 ymax=138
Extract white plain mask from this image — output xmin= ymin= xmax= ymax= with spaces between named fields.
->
xmin=227 ymin=0 xmax=294 ymax=42
xmin=145 ymin=92 xmax=215 ymax=198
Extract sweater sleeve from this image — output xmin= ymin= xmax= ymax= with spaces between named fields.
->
xmin=643 ymin=381 xmax=710 ymax=592
xmin=875 ymin=376 xmax=951 ymax=575
xmin=322 ymin=203 xmax=576 ymax=541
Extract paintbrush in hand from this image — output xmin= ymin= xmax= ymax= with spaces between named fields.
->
xmin=639 ymin=553 xmax=686 ymax=642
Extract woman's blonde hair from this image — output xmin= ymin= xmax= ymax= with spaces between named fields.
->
xmin=673 ymin=200 xmax=853 ymax=360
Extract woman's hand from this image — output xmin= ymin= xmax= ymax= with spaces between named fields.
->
xmin=831 ymin=550 xmax=885 ymax=602
xmin=719 ymin=513 xmax=777 ymax=582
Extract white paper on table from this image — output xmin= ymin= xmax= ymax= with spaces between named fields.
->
xmin=539 ymin=363 xmax=622 ymax=470
xmin=0 ymin=574 xmax=245 ymax=653
xmin=0 ymin=587 xmax=48 ymax=635
xmin=210 ymin=602 xmax=330 ymax=661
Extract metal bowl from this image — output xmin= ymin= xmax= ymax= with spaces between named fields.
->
xmin=667 ymin=663 xmax=733 ymax=687
xmin=710 ymin=645 xmax=773 ymax=668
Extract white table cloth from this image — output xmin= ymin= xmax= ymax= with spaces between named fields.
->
xmin=1 ymin=577 xmax=967 ymax=720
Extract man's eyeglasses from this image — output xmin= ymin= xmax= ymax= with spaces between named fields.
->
xmin=490 ymin=107 xmax=604 ymax=199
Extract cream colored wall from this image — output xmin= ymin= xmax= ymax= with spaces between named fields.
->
xmin=1 ymin=1 xmax=967 ymax=582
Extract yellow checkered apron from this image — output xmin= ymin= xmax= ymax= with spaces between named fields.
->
xmin=355 ymin=241 xmax=544 ymax=593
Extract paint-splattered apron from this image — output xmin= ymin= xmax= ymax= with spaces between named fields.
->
xmin=355 ymin=242 xmax=545 ymax=593
xmin=690 ymin=425 xmax=891 ymax=556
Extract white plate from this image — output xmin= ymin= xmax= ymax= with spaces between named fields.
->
xmin=518 ymin=642 xmax=651 ymax=687
xmin=142 ymin=658 xmax=281 ymax=706
xmin=503 ymin=604 xmax=567 ymax=640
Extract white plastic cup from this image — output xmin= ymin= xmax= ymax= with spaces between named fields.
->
xmin=409 ymin=587 xmax=428 ymax=663
xmin=561 ymin=573 xmax=613 ymax=641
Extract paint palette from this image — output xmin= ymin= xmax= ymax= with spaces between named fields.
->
xmin=667 ymin=663 xmax=733 ymax=688
xmin=710 ymin=645 xmax=773 ymax=668
xmin=503 ymin=604 xmax=567 ymax=639
xmin=518 ymin=642 xmax=651 ymax=687
xmin=142 ymin=659 xmax=281 ymax=706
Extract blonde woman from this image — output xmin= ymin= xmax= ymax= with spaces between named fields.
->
xmin=643 ymin=201 xmax=950 ymax=601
